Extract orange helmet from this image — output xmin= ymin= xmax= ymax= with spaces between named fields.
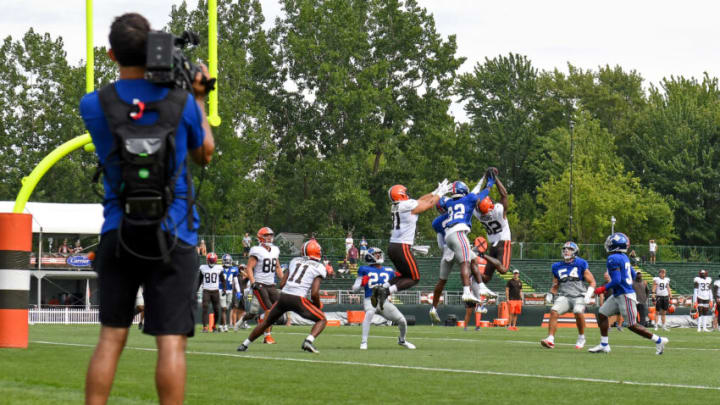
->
xmin=302 ymin=239 xmax=322 ymax=260
xmin=474 ymin=236 xmax=488 ymax=253
xmin=388 ymin=184 xmax=409 ymax=202
xmin=206 ymin=252 xmax=218 ymax=264
xmin=257 ymin=227 xmax=274 ymax=245
xmin=477 ymin=196 xmax=494 ymax=214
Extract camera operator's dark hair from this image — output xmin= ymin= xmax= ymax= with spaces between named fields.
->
xmin=109 ymin=13 xmax=150 ymax=67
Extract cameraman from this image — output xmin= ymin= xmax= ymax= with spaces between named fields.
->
xmin=80 ymin=13 xmax=214 ymax=405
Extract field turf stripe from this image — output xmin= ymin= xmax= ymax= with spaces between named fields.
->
xmin=32 ymin=340 xmax=720 ymax=392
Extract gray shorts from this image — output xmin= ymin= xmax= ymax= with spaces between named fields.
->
xmin=220 ymin=291 xmax=233 ymax=309
xmin=551 ymin=296 xmax=585 ymax=315
xmin=363 ymin=298 xmax=405 ymax=323
xmin=444 ymin=230 xmax=476 ymax=264
xmin=599 ymin=293 xmax=638 ymax=326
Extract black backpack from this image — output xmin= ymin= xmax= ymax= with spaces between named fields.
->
xmin=95 ymin=84 xmax=195 ymax=260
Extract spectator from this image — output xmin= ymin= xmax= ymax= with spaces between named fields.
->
xmin=505 ymin=269 xmax=524 ymax=331
xmin=348 ymin=244 xmax=359 ymax=276
xmin=242 ymin=232 xmax=252 ymax=258
xmin=58 ymin=239 xmax=71 ymax=256
xmin=73 ymin=239 xmax=84 ymax=254
xmin=197 ymin=239 xmax=207 ymax=257
xmin=345 ymin=232 xmax=354 ymax=255
xmin=359 ymin=237 xmax=368 ymax=260
xmin=633 ymin=270 xmax=651 ymax=326
xmin=629 ymin=249 xmax=640 ymax=266
xmin=649 ymin=239 xmax=657 ymax=264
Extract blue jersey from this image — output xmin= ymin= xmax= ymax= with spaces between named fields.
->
xmin=80 ymin=79 xmax=205 ymax=245
xmin=551 ymin=258 xmax=589 ymax=297
xmin=432 ymin=213 xmax=450 ymax=237
xmin=221 ymin=266 xmax=238 ymax=291
xmin=357 ymin=265 xmax=396 ymax=298
xmin=441 ymin=178 xmax=495 ymax=229
xmin=604 ymin=253 xmax=636 ymax=296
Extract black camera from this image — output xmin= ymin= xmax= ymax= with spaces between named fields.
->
xmin=145 ymin=30 xmax=215 ymax=93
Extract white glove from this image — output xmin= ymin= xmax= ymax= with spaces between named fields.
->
xmin=545 ymin=293 xmax=554 ymax=305
xmin=583 ymin=287 xmax=594 ymax=305
xmin=432 ymin=179 xmax=451 ymax=196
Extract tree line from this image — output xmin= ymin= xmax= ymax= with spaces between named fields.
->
xmin=2 ymin=0 xmax=717 ymax=248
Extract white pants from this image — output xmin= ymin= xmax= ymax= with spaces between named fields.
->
xmin=361 ymin=297 xmax=407 ymax=344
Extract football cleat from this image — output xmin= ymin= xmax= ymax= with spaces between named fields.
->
xmin=360 ymin=342 xmax=368 ymax=350
xmin=540 ymin=339 xmax=555 ymax=349
xmin=476 ymin=304 xmax=488 ymax=314
xmin=302 ymin=339 xmax=319 ymax=354
xmin=575 ymin=336 xmax=586 ymax=350
xmin=588 ymin=344 xmax=611 ymax=354
xmin=398 ymin=338 xmax=416 ymax=350
xmin=263 ymin=335 xmax=276 ymax=344
xmin=656 ymin=337 xmax=668 ymax=355
xmin=462 ymin=292 xmax=482 ymax=304
xmin=376 ymin=286 xmax=389 ymax=310
xmin=476 ymin=282 xmax=497 ymax=298
xmin=429 ymin=307 xmax=441 ymax=324
xmin=654 ymin=324 xmax=658 ymax=331
xmin=236 ymin=344 xmax=249 ymax=352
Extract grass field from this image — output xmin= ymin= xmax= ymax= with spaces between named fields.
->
xmin=1 ymin=324 xmax=719 ymax=404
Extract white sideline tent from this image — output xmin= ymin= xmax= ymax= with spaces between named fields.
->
xmin=0 ymin=201 xmax=104 ymax=307
xmin=0 ymin=201 xmax=104 ymax=234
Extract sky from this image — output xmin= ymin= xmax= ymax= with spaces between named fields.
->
xmin=2 ymin=0 xmax=719 ymax=121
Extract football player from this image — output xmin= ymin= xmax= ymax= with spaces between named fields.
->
xmin=246 ymin=227 xmax=284 ymax=343
xmin=377 ymin=180 xmax=451 ymax=309
xmin=589 ymin=233 xmax=668 ymax=354
xmin=652 ymin=268 xmax=671 ymax=331
xmin=232 ymin=264 xmax=249 ymax=331
xmin=198 ymin=252 xmax=225 ymax=332
xmin=540 ymin=242 xmax=596 ymax=350
xmin=473 ymin=170 xmax=511 ymax=283
xmin=219 ymin=254 xmax=238 ymax=332
xmin=237 ymin=240 xmax=327 ymax=353
xmin=353 ymin=247 xmax=416 ymax=350
xmin=438 ymin=169 xmax=496 ymax=304
xmin=693 ymin=269 xmax=713 ymax=332
xmin=713 ymin=273 xmax=720 ymax=331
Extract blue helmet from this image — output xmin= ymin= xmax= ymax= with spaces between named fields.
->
xmin=604 ymin=233 xmax=629 ymax=253
xmin=222 ymin=253 xmax=233 ymax=267
xmin=450 ymin=181 xmax=469 ymax=198
xmin=365 ymin=247 xmax=384 ymax=264
xmin=562 ymin=241 xmax=578 ymax=260
xmin=436 ymin=196 xmax=448 ymax=214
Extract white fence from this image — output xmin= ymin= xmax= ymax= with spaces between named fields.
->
xmin=28 ymin=307 xmax=141 ymax=325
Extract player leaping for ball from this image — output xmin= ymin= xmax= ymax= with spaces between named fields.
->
xmin=376 ymin=180 xmax=451 ymax=309
xmin=437 ymin=169 xmax=497 ymax=305
xmin=589 ymin=233 xmax=668 ymax=355
xmin=473 ymin=168 xmax=511 ymax=286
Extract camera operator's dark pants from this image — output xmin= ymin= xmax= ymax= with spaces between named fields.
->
xmin=636 ymin=303 xmax=648 ymax=326
xmin=202 ymin=290 xmax=221 ymax=328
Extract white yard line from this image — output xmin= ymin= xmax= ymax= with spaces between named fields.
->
xmin=275 ymin=331 xmax=720 ymax=352
xmin=32 ymin=340 xmax=720 ymax=391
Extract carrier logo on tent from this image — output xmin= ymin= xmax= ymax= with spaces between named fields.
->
xmin=66 ymin=255 xmax=92 ymax=267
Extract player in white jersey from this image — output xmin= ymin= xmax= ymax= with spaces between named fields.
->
xmin=246 ymin=227 xmax=284 ymax=344
xmin=376 ymin=180 xmax=451 ymax=309
xmin=693 ymin=270 xmax=713 ymax=332
xmin=238 ymin=240 xmax=327 ymax=353
xmin=712 ymin=274 xmax=720 ymax=331
xmin=652 ymin=268 xmax=672 ymax=331
xmin=198 ymin=252 xmax=225 ymax=332
xmin=473 ymin=171 xmax=511 ymax=283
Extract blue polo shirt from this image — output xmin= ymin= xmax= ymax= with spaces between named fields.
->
xmin=79 ymin=79 xmax=205 ymax=245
